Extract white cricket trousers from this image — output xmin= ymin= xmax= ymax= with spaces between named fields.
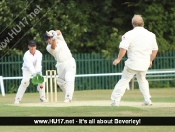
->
xmin=111 ymin=66 xmax=151 ymax=103
xmin=56 ymin=58 xmax=76 ymax=100
xmin=15 ymin=69 xmax=45 ymax=101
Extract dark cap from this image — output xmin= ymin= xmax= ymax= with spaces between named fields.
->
xmin=28 ymin=40 xmax=36 ymax=46
xmin=44 ymin=33 xmax=52 ymax=41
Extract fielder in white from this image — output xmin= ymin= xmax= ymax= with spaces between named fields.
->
xmin=111 ymin=15 xmax=158 ymax=106
xmin=14 ymin=40 xmax=46 ymax=104
xmin=44 ymin=30 xmax=76 ymax=103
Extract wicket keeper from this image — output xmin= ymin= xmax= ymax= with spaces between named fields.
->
xmin=14 ymin=40 xmax=46 ymax=104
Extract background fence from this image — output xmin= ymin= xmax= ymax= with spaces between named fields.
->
xmin=1 ymin=51 xmax=175 ymax=94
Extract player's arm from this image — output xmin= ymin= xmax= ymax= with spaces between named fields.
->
xmin=149 ymin=50 xmax=158 ymax=67
xmin=51 ymin=39 xmax=56 ymax=49
xmin=49 ymin=30 xmax=57 ymax=50
xmin=24 ymin=57 xmax=36 ymax=76
xmin=113 ymin=48 xmax=126 ymax=66
xmin=150 ymin=34 xmax=158 ymax=67
xmin=113 ymin=33 xmax=130 ymax=66
xmin=35 ymin=52 xmax=42 ymax=74
xmin=150 ymin=50 xmax=158 ymax=61
xmin=55 ymin=30 xmax=66 ymax=42
xmin=49 ymin=30 xmax=64 ymax=49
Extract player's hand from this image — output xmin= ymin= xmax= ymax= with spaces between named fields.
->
xmin=32 ymin=73 xmax=36 ymax=78
xmin=46 ymin=30 xmax=57 ymax=38
xmin=50 ymin=30 xmax=57 ymax=40
xmin=32 ymin=74 xmax=44 ymax=85
xmin=37 ymin=72 xmax=42 ymax=76
xmin=113 ymin=59 xmax=120 ymax=66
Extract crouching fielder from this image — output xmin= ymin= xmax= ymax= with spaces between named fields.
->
xmin=44 ymin=30 xmax=76 ymax=103
xmin=14 ymin=40 xmax=46 ymax=104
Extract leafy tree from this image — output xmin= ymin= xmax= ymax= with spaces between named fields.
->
xmin=0 ymin=0 xmax=175 ymax=60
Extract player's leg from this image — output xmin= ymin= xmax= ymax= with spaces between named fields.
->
xmin=111 ymin=66 xmax=136 ymax=106
xmin=136 ymin=71 xmax=152 ymax=105
xmin=56 ymin=78 xmax=66 ymax=93
xmin=14 ymin=70 xmax=31 ymax=104
xmin=64 ymin=71 xmax=75 ymax=102
xmin=126 ymin=83 xmax=130 ymax=90
xmin=56 ymin=58 xmax=76 ymax=102
xmin=37 ymin=80 xmax=47 ymax=102
xmin=64 ymin=58 xmax=76 ymax=103
xmin=56 ymin=63 xmax=66 ymax=93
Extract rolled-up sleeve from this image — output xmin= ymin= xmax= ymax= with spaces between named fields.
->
xmin=119 ymin=32 xmax=131 ymax=50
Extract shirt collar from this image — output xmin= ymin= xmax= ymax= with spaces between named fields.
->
xmin=134 ymin=27 xmax=144 ymax=30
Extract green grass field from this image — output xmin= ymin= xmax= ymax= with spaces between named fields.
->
xmin=0 ymin=88 xmax=175 ymax=132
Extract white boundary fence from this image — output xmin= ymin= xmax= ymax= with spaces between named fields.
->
xmin=0 ymin=69 xmax=175 ymax=96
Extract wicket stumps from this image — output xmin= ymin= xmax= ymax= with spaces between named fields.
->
xmin=46 ymin=70 xmax=57 ymax=102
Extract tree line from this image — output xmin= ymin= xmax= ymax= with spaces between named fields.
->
xmin=0 ymin=0 xmax=175 ymax=58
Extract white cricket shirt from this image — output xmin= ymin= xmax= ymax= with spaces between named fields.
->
xmin=22 ymin=50 xmax=42 ymax=75
xmin=46 ymin=31 xmax=72 ymax=63
xmin=119 ymin=27 xmax=158 ymax=71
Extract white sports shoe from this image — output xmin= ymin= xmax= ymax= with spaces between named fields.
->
xmin=64 ymin=98 xmax=71 ymax=103
xmin=14 ymin=100 xmax=20 ymax=104
xmin=142 ymin=100 xmax=152 ymax=106
xmin=111 ymin=100 xmax=119 ymax=106
xmin=40 ymin=97 xmax=47 ymax=102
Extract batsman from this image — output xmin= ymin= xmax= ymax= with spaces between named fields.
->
xmin=44 ymin=30 xmax=76 ymax=103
